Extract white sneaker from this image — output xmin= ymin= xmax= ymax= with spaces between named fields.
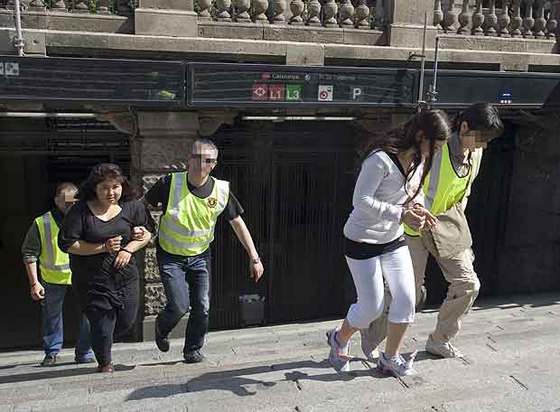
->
xmin=425 ymin=335 xmax=463 ymax=358
xmin=326 ymin=328 xmax=351 ymax=372
xmin=377 ymin=351 xmax=417 ymax=377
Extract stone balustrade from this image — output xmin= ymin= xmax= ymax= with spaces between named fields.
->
xmin=435 ymin=0 xmax=558 ymax=39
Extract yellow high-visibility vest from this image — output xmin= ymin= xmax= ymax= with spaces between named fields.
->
xmin=159 ymin=172 xmax=230 ymax=256
xmin=35 ymin=211 xmax=72 ymax=285
xmin=405 ymin=144 xmax=478 ymax=237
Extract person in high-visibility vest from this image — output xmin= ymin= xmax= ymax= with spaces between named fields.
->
xmin=360 ymin=103 xmax=504 ymax=360
xmin=145 ymin=138 xmax=264 ymax=364
xmin=327 ymin=110 xmax=451 ymax=377
xmin=22 ymin=183 xmax=94 ymax=367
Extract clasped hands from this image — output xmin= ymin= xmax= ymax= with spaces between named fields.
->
xmin=401 ymin=203 xmax=437 ymax=232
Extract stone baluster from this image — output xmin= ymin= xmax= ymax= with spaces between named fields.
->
xmin=354 ymin=0 xmax=370 ymax=29
xmin=96 ymin=0 xmax=111 ymax=13
xmin=322 ymin=0 xmax=338 ymax=27
xmin=306 ymin=0 xmax=321 ymax=26
xmin=28 ymin=0 xmax=46 ymax=9
xmin=197 ymin=0 xmax=212 ymax=20
xmin=472 ymin=0 xmax=484 ymax=35
xmin=546 ymin=0 xmax=558 ymax=39
xmin=233 ymin=0 xmax=251 ymax=22
xmin=533 ymin=0 xmax=547 ymax=37
xmin=498 ymin=0 xmax=511 ymax=36
xmin=433 ymin=0 xmax=444 ymax=28
xmin=457 ymin=0 xmax=471 ymax=35
xmin=50 ymin=0 xmax=67 ymax=10
xmin=523 ymin=0 xmax=535 ymax=38
xmin=510 ymin=0 xmax=523 ymax=36
xmin=443 ymin=0 xmax=459 ymax=32
xmin=288 ymin=0 xmax=305 ymax=24
xmin=483 ymin=0 xmax=498 ymax=36
xmin=71 ymin=0 xmax=90 ymax=13
xmin=372 ymin=0 xmax=384 ymax=29
xmin=338 ymin=0 xmax=354 ymax=27
xmin=270 ymin=0 xmax=287 ymax=23
xmin=252 ymin=0 xmax=269 ymax=22
xmin=216 ymin=0 xmax=232 ymax=21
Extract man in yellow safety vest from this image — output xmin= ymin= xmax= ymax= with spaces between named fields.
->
xmin=22 ymin=182 xmax=94 ymax=366
xmin=145 ymin=138 xmax=264 ymax=363
xmin=361 ymin=103 xmax=504 ymax=359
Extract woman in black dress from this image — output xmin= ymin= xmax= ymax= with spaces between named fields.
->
xmin=59 ymin=163 xmax=154 ymax=372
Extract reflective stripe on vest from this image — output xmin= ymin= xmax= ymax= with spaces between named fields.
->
xmin=158 ymin=172 xmax=230 ymax=256
xmin=35 ymin=212 xmax=72 ymax=285
xmin=405 ymin=144 xmax=476 ymax=237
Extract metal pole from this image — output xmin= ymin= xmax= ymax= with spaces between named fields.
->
xmin=417 ymin=12 xmax=428 ymax=110
xmin=13 ymin=0 xmax=25 ymax=57
xmin=428 ymin=36 xmax=440 ymax=105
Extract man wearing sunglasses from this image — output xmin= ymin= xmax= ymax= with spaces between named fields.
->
xmin=361 ymin=103 xmax=504 ymax=360
xmin=22 ymin=182 xmax=94 ymax=366
xmin=145 ymin=138 xmax=264 ymax=363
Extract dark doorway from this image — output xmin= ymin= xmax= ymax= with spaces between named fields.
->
xmin=0 ymin=117 xmax=130 ymax=350
xmin=209 ymin=121 xmax=361 ymax=328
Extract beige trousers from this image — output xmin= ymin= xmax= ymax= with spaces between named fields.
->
xmin=361 ymin=232 xmax=480 ymax=347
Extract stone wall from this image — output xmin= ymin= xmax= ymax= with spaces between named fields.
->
xmin=130 ymin=111 xmax=200 ymax=316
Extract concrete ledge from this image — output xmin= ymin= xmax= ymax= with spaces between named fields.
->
xmin=199 ymin=22 xmax=265 ymax=40
xmin=3 ymin=28 xmax=560 ymax=71
xmin=264 ymin=25 xmax=344 ymax=44
xmin=48 ymin=11 xmax=132 ymax=34
xmin=0 ymin=28 xmax=46 ymax=55
xmin=438 ymin=34 xmax=556 ymax=54
xmin=389 ymin=23 xmax=438 ymax=48
xmin=342 ymin=28 xmax=384 ymax=46
xmin=286 ymin=42 xmax=324 ymax=65
xmin=135 ymin=8 xmax=198 ymax=37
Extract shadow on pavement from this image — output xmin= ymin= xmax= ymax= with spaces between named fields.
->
xmin=0 ymin=364 xmax=136 ymax=384
xmin=127 ymin=357 xmax=397 ymax=401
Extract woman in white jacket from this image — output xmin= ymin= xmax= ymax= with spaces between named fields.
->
xmin=327 ymin=110 xmax=451 ymax=377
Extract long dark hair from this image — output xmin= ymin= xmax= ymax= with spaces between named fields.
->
xmin=363 ymin=109 xmax=451 ymax=204
xmin=78 ymin=163 xmax=138 ymax=202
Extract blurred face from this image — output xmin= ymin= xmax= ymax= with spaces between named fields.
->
xmin=188 ymin=142 xmax=218 ymax=180
xmin=95 ymin=178 xmax=122 ymax=206
xmin=418 ymin=131 xmax=446 ymax=161
xmin=460 ymin=122 xmax=493 ymax=150
xmin=54 ymin=189 xmax=77 ymax=215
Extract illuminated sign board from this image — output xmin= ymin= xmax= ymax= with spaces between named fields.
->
xmin=0 ymin=56 xmax=185 ymax=106
xmin=188 ymin=63 xmax=418 ymax=108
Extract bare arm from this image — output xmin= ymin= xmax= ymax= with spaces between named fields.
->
xmin=123 ymin=230 xmax=152 ymax=253
xmin=24 ymin=261 xmax=44 ymax=301
xmin=229 ymin=216 xmax=264 ymax=282
xmin=66 ymin=240 xmax=107 ymax=256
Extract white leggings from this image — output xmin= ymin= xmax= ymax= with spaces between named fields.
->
xmin=346 ymin=246 xmax=416 ymax=328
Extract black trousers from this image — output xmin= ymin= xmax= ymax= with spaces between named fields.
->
xmin=85 ymin=278 xmax=139 ymax=366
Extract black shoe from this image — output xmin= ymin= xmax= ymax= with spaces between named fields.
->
xmin=40 ymin=353 xmax=57 ymax=367
xmin=183 ymin=350 xmax=205 ymax=364
xmin=155 ymin=321 xmax=170 ymax=352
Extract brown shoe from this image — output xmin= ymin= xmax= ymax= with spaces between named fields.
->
xmin=97 ymin=363 xmax=114 ymax=373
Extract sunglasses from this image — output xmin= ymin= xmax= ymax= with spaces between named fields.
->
xmin=190 ymin=154 xmax=217 ymax=164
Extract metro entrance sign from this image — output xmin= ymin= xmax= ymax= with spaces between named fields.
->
xmin=188 ymin=63 xmax=417 ymax=108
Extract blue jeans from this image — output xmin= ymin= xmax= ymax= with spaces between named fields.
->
xmin=156 ymin=248 xmax=211 ymax=355
xmin=42 ymin=282 xmax=94 ymax=361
